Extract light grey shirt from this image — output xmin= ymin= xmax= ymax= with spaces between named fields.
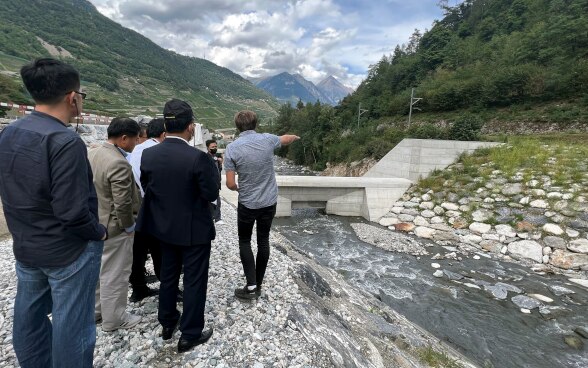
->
xmin=224 ymin=130 xmax=281 ymax=209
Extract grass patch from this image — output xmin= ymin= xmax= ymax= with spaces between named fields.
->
xmin=416 ymin=345 xmax=464 ymax=368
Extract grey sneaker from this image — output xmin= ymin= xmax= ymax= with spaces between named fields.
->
xmin=102 ymin=314 xmax=142 ymax=332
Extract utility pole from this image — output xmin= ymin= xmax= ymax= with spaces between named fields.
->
xmin=408 ymin=88 xmax=422 ymax=126
xmin=357 ymin=102 xmax=368 ymax=129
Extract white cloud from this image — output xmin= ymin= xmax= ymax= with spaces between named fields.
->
xmin=88 ymin=0 xmax=442 ymax=88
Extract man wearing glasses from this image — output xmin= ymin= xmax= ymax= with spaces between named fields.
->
xmin=0 ymin=58 xmax=107 ymax=367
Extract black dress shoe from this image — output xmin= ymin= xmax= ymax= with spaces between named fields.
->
xmin=130 ymin=287 xmax=159 ymax=303
xmin=161 ymin=321 xmax=179 ymax=341
xmin=177 ymin=328 xmax=214 ymax=353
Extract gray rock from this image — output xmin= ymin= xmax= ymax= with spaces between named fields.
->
xmin=539 ymin=306 xmax=571 ymax=320
xmin=495 ymin=224 xmax=516 ymax=238
xmin=543 ymin=236 xmax=566 ymax=249
xmin=550 ymin=250 xmax=588 ymax=270
xmin=472 ymin=209 xmax=493 ymax=222
xmin=443 ymin=270 xmax=464 ymax=281
xmin=507 ymin=240 xmax=543 ymax=263
xmin=433 ymin=270 xmax=444 ymax=278
xmin=568 ymin=239 xmax=588 ymax=254
xmin=542 ymin=223 xmax=564 ymax=235
xmin=441 ymin=202 xmax=459 ymax=211
xmin=495 ymin=282 xmax=522 ymax=294
xmin=419 ymin=201 xmax=435 ymax=210
xmin=523 ymin=213 xmax=549 ymax=226
xmin=548 ymin=285 xmax=575 ymax=296
xmin=401 ymin=208 xmax=420 ymax=216
xmin=414 ymin=226 xmax=435 ymax=239
xmin=575 ymin=327 xmax=588 ymax=339
xmin=502 ymin=183 xmax=523 ymax=196
xmin=484 ymin=285 xmax=508 ymax=300
xmin=569 ymin=219 xmax=588 ymax=232
xmin=511 ymin=295 xmax=542 ymax=310
xmin=433 ymin=206 xmax=445 ymax=215
xmin=398 ymin=214 xmax=415 ymax=222
xmin=564 ymin=335 xmax=584 ymax=350
xmin=530 ymin=199 xmax=549 ymax=209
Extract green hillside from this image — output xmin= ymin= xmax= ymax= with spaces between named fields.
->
xmin=0 ymin=0 xmax=279 ymax=128
xmin=271 ymin=0 xmax=588 ymax=169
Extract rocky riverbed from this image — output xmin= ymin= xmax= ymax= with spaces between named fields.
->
xmin=0 ymin=201 xmax=471 ymax=368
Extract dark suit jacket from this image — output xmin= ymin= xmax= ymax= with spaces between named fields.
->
xmin=136 ymin=138 xmax=219 ymax=246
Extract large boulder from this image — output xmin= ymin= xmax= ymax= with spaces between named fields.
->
xmin=507 ymin=240 xmax=543 ymax=263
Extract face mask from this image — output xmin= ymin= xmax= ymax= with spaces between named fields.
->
xmin=210 ymin=148 xmax=218 ymax=154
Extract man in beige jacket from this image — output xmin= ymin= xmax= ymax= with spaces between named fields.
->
xmin=89 ymin=117 xmax=142 ymax=331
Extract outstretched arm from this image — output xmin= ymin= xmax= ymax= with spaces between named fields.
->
xmin=279 ymin=134 xmax=300 ymax=146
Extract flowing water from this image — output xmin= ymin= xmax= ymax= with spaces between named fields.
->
xmin=272 ymin=157 xmax=588 ymax=368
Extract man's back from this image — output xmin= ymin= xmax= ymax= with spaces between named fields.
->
xmin=0 ymin=111 xmax=103 ymax=267
xmin=137 ymin=138 xmax=219 ymax=246
xmin=224 ymin=130 xmax=281 ymax=209
xmin=88 ymin=143 xmax=140 ymax=238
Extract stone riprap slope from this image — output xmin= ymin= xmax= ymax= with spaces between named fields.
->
xmin=378 ymin=141 xmax=588 ymax=277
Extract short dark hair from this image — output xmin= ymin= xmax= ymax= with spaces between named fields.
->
xmin=20 ymin=58 xmax=81 ymax=105
xmin=206 ymin=139 xmax=217 ymax=148
xmin=139 ymin=124 xmax=148 ymax=137
xmin=107 ymin=117 xmax=141 ymax=138
xmin=147 ymin=118 xmax=165 ymax=138
xmin=234 ymin=110 xmax=257 ymax=132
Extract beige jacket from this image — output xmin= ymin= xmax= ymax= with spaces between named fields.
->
xmin=88 ymin=143 xmax=140 ymax=238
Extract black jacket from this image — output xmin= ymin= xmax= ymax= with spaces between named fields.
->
xmin=0 ymin=111 xmax=106 ymax=267
xmin=137 ymin=138 xmax=219 ymax=246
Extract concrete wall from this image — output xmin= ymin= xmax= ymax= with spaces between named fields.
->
xmin=364 ymin=138 xmax=501 ymax=181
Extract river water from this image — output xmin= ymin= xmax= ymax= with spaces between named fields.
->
xmin=272 ymin=157 xmax=588 ymax=368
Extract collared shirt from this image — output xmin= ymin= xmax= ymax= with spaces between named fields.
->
xmin=129 ymin=138 xmax=159 ymax=197
xmin=0 ymin=111 xmax=105 ymax=267
xmin=223 ymin=130 xmax=281 ymax=209
xmin=165 ymin=135 xmax=190 ymax=145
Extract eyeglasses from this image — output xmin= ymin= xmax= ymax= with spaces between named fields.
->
xmin=67 ymin=90 xmax=87 ymax=100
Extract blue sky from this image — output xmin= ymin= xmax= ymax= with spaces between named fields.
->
xmin=88 ymin=0 xmax=445 ymax=88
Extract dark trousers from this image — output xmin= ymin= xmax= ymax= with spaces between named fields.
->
xmin=129 ymin=230 xmax=162 ymax=290
xmin=209 ymin=197 xmax=221 ymax=221
xmin=237 ymin=203 xmax=277 ymax=287
xmin=158 ymin=241 xmax=211 ymax=340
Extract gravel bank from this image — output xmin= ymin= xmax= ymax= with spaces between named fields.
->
xmin=0 ymin=202 xmax=332 ymax=368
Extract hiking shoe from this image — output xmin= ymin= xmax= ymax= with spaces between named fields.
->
xmin=102 ymin=314 xmax=142 ymax=332
xmin=234 ymin=286 xmax=259 ymax=300
xmin=130 ymin=287 xmax=159 ymax=303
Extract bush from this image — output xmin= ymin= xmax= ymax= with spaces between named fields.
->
xmin=448 ymin=115 xmax=483 ymax=141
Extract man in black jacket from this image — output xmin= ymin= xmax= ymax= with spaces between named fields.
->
xmin=0 ymin=58 xmax=107 ymax=367
xmin=136 ymin=99 xmax=219 ymax=353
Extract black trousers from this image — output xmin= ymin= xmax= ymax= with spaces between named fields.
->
xmin=237 ymin=203 xmax=277 ymax=287
xmin=158 ymin=241 xmax=211 ymax=340
xmin=129 ymin=230 xmax=162 ymax=290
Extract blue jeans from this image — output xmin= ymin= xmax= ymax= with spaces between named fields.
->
xmin=13 ymin=241 xmax=103 ymax=368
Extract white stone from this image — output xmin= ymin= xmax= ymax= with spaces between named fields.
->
xmin=568 ymin=239 xmax=588 ymax=254
xmin=520 ymin=308 xmax=532 ymax=314
xmin=391 ymin=206 xmax=404 ymax=214
xmin=566 ymin=229 xmax=580 ymax=238
xmin=431 ymin=263 xmax=441 ymax=269
xmin=379 ymin=217 xmax=400 ymax=227
xmin=543 ymin=247 xmax=552 ymax=255
xmin=421 ymin=194 xmax=432 ymax=201
xmin=473 ymin=255 xmax=481 ymax=260
xmin=529 ymin=294 xmax=554 ymax=303
xmin=433 ymin=270 xmax=444 ymax=278
xmin=569 ymin=279 xmax=588 ymax=288
xmin=445 ymin=210 xmax=461 ymax=218
xmin=543 ymin=255 xmax=550 ymax=264
xmin=519 ymin=197 xmax=530 ymax=205
xmin=542 ymin=223 xmax=564 ymax=235
xmin=414 ymin=226 xmax=436 ymax=239
xmin=482 ymin=233 xmax=500 ymax=241
xmin=495 ymin=224 xmax=516 ymax=238
xmin=469 ymin=222 xmax=492 ymax=234
xmin=517 ymin=232 xmax=529 ymax=239
xmin=501 ymin=246 xmax=508 ymax=254
xmin=530 ymin=200 xmax=548 ymax=209
xmin=414 ymin=216 xmax=429 ymax=227
xmin=483 ymin=197 xmax=495 ymax=203
xmin=419 ymin=201 xmax=435 ymax=210
xmin=531 ymin=189 xmax=546 ymax=197
xmin=441 ymin=202 xmax=459 ymax=211
xmin=562 ymin=193 xmax=574 ymax=200
xmin=463 ymin=234 xmax=483 ymax=244
xmin=430 ymin=216 xmax=444 ymax=224
xmin=507 ymin=240 xmax=543 ymax=263
xmin=433 ymin=206 xmax=445 ymax=215
xmin=527 ymin=180 xmax=539 ymax=187
xmin=546 ymin=192 xmax=563 ymax=199
xmin=421 ymin=210 xmax=436 ymax=218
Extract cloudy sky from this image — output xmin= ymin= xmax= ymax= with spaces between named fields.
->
xmin=88 ymin=0 xmax=445 ymax=88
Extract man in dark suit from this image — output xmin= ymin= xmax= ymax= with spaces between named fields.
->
xmin=136 ymin=99 xmax=219 ymax=353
